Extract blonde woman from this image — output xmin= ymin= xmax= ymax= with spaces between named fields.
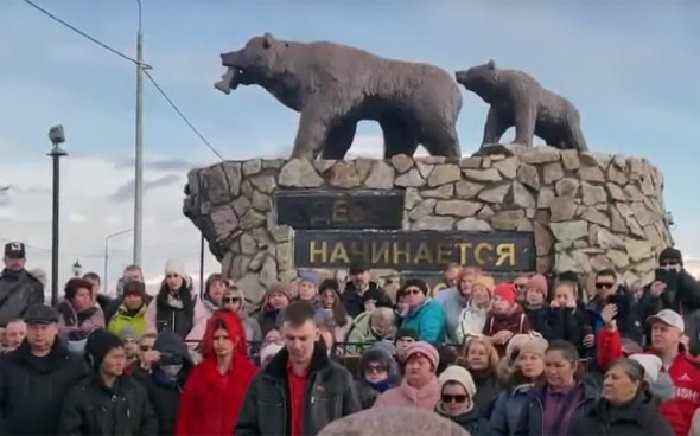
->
xmin=456 ymin=276 xmax=494 ymax=345
xmin=462 ymin=336 xmax=499 ymax=418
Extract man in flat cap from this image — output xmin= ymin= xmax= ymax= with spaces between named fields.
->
xmin=0 ymin=242 xmax=44 ymax=327
xmin=0 ymin=304 xmax=86 ymax=435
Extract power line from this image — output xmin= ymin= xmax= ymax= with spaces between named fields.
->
xmin=21 ymin=0 xmax=151 ymax=69
xmin=20 ymin=0 xmax=226 ymax=161
xmin=144 ymin=70 xmax=226 ymax=161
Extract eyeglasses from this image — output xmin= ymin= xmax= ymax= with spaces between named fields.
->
xmin=139 ymin=345 xmax=153 ymax=352
xmin=405 ymin=288 xmax=423 ymax=295
xmin=595 ymin=282 xmax=614 ymax=290
xmin=365 ymin=364 xmax=387 ymax=374
xmin=441 ymin=394 xmax=468 ymax=404
xmin=223 ymin=297 xmax=241 ymax=304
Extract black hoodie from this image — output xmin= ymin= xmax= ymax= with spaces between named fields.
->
xmin=132 ymin=331 xmax=192 ymax=435
xmin=0 ymin=338 xmax=87 ymax=435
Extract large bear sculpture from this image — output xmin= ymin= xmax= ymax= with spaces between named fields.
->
xmin=456 ymin=60 xmax=587 ymax=151
xmin=216 ymin=33 xmax=463 ymax=160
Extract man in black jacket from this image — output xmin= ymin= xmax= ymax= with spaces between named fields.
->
xmin=0 ymin=242 xmax=44 ymax=326
xmin=59 ymin=329 xmax=157 ymax=435
xmin=341 ymin=264 xmax=385 ymax=319
xmin=0 ymin=304 xmax=86 ymax=435
xmin=235 ymin=301 xmax=361 ymax=435
xmin=133 ymin=331 xmax=192 ymax=435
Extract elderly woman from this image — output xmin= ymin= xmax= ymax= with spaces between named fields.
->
xmin=568 ymin=358 xmax=673 ymax=436
xmin=356 ymin=343 xmax=401 ymax=409
xmin=436 ymin=365 xmax=490 ymax=435
xmin=57 ymin=278 xmax=104 ymax=351
xmin=347 ymin=307 xmax=397 ymax=354
xmin=373 ymin=341 xmax=441 ymax=410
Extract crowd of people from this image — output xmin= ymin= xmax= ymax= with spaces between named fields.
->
xmin=2 ymin=240 xmax=700 ymax=435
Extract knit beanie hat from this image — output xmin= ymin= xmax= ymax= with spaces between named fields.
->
xmin=266 ymin=282 xmax=290 ymax=299
xmin=659 ymin=247 xmax=683 ymax=265
xmin=117 ymin=326 xmax=138 ymax=341
xmin=506 ymin=334 xmax=548 ymax=360
xmin=298 ymin=270 xmax=320 ymax=287
xmin=527 ymin=274 xmax=548 ymax=296
xmin=439 ymin=365 xmax=477 ymax=397
xmin=85 ymin=329 xmax=124 ymax=372
xmin=164 ymin=258 xmax=186 ymax=277
xmin=405 ymin=341 xmax=439 ymax=372
xmin=474 ymin=275 xmax=496 ymax=294
xmin=629 ymin=353 xmax=662 ymax=382
xmin=494 ymin=282 xmax=516 ymax=305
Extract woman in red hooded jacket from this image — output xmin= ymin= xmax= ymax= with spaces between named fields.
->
xmin=175 ymin=310 xmax=257 ymax=435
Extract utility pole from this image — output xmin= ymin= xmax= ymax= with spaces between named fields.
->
xmin=48 ymin=124 xmax=67 ymax=307
xmin=133 ymin=0 xmax=144 ymax=267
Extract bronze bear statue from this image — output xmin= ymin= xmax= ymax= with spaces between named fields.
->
xmin=456 ymin=60 xmax=587 ymax=151
xmin=216 ymin=33 xmax=463 ymax=160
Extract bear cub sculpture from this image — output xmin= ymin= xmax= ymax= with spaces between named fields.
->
xmin=456 ymin=60 xmax=587 ymax=151
xmin=216 ymin=33 xmax=463 ymax=160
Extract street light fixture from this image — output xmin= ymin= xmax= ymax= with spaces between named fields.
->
xmin=104 ymin=228 xmax=133 ymax=296
xmin=47 ymin=124 xmax=67 ymax=306
xmin=72 ymin=259 xmax=82 ymax=277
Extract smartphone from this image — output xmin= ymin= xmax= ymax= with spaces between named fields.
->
xmin=605 ymin=294 xmax=620 ymax=306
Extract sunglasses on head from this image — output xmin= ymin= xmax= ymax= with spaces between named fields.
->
xmin=223 ymin=296 xmax=241 ymax=304
xmin=441 ymin=394 xmax=468 ymax=404
xmin=596 ymin=282 xmax=614 ymax=290
xmin=405 ymin=287 xmax=423 ymax=295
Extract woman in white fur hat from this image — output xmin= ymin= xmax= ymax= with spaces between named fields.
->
xmin=436 ymin=365 xmax=490 ymax=435
xmin=145 ymin=258 xmax=207 ymax=343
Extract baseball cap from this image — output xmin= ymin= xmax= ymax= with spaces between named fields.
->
xmin=4 ymin=242 xmax=26 ymax=259
xmin=23 ymin=304 xmax=59 ymax=324
xmin=648 ymin=309 xmax=685 ymax=331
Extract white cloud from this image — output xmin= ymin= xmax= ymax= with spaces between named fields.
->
xmin=0 ymin=155 xmax=219 ymax=298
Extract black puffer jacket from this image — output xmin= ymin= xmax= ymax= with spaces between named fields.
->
xmin=0 ymin=269 xmax=44 ymax=326
xmin=0 ymin=339 xmax=87 ymax=435
xmin=235 ymin=342 xmax=361 ymax=435
xmin=470 ymin=368 xmax=499 ymax=419
xmin=436 ymin=405 xmax=491 ymax=436
xmin=567 ymin=390 xmax=673 ymax=436
xmin=132 ymin=332 xmax=192 ymax=435
xmin=59 ymin=374 xmax=157 ymax=435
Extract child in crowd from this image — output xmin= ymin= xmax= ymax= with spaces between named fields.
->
xmin=483 ymin=283 xmax=529 ymax=356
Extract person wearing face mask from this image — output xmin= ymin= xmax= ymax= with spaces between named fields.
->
xmin=347 ymin=306 xmax=397 ymax=354
xmin=641 ymin=248 xmax=700 ymax=341
xmin=568 ymin=358 xmax=673 ymax=436
xmin=356 ymin=344 xmax=401 ymax=409
xmin=133 ymin=331 xmax=193 ymax=436
xmin=436 ymin=365 xmax=491 ymax=435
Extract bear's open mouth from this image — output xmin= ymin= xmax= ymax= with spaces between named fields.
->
xmin=214 ymin=67 xmax=241 ymax=94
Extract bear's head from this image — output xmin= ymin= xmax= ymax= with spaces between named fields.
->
xmin=455 ymin=60 xmax=499 ymax=102
xmin=216 ymin=33 xmax=288 ymax=93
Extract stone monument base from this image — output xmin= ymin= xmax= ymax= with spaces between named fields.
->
xmin=184 ymin=145 xmax=671 ymax=304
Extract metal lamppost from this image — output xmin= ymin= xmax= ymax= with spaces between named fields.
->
xmin=104 ymin=228 xmax=133 ymax=296
xmin=48 ymin=124 xmax=67 ymax=307
xmin=133 ymin=0 xmax=145 ymax=267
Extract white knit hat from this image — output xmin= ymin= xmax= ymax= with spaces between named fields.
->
xmin=438 ymin=365 xmax=476 ymax=397
xmin=629 ymin=353 xmax=662 ymax=382
xmin=164 ymin=258 xmax=186 ymax=277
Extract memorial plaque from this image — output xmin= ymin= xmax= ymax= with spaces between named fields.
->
xmin=275 ymin=190 xmax=404 ymax=230
xmin=294 ymin=230 xmax=535 ymax=271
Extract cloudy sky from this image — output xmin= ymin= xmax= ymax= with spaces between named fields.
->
xmin=1 ymin=0 xmax=698 ymax=295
